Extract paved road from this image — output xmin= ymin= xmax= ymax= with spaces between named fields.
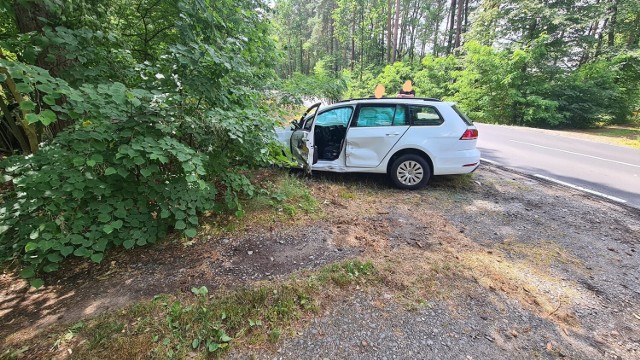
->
xmin=476 ymin=123 xmax=640 ymax=209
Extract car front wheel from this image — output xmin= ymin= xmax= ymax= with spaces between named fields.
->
xmin=389 ymin=154 xmax=431 ymax=190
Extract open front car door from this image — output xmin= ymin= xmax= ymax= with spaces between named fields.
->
xmin=290 ymin=102 xmax=321 ymax=173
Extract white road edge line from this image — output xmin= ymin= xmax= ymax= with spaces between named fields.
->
xmin=509 ymin=140 xmax=640 ymax=169
xmin=480 ymin=157 xmax=500 ymax=166
xmin=533 ymin=174 xmax=627 ymax=203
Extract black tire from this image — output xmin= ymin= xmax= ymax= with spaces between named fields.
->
xmin=388 ymin=154 xmax=431 ymax=190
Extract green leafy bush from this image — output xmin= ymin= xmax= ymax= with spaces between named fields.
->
xmin=0 ymin=0 xmax=282 ymax=286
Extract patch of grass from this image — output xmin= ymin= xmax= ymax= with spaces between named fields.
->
xmin=200 ymin=170 xmax=321 ymax=237
xmin=244 ymin=171 xmax=319 ymax=220
xmin=35 ymin=260 xmax=378 ymax=359
xmin=430 ymin=173 xmax=475 ymax=190
xmin=339 ymin=190 xmax=356 ymax=200
xmin=570 ymin=126 xmax=640 ymax=148
xmin=498 ymin=240 xmax=584 ymax=269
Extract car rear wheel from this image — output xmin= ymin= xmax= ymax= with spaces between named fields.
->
xmin=389 ymin=154 xmax=431 ymax=190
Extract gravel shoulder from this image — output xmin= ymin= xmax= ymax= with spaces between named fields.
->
xmin=1 ymin=165 xmax=639 ymax=359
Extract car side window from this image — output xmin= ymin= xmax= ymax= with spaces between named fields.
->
xmin=355 ymin=106 xmax=399 ymax=127
xmin=409 ymin=106 xmax=444 ymax=126
xmin=304 ymin=107 xmax=353 ymax=130
xmin=393 ymin=105 xmax=407 ymax=126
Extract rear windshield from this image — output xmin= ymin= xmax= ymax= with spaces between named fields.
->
xmin=452 ymin=105 xmax=474 ymax=125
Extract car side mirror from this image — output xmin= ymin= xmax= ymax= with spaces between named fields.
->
xmin=290 ymin=120 xmax=300 ymax=130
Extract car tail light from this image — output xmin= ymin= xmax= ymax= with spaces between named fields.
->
xmin=460 ymin=128 xmax=478 ymax=140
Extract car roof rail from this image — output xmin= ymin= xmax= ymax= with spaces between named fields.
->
xmin=334 ymin=97 xmax=442 ymax=104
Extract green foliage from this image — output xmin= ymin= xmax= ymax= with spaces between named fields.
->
xmin=1 ymin=0 xmax=283 ymax=285
xmin=1 ymin=90 xmax=218 ymax=286
xmin=413 ymin=55 xmax=458 ymax=99
xmin=374 ymin=62 xmax=415 ymax=97
xmin=342 ymin=67 xmax=379 ymax=98
xmin=279 ymin=59 xmax=347 ymax=102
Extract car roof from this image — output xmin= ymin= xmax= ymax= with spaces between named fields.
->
xmin=336 ymin=97 xmax=442 ymax=103
xmin=319 ymin=97 xmax=450 ymax=111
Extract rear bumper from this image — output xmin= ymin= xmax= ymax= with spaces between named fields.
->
xmin=432 ymin=149 xmax=481 ymax=175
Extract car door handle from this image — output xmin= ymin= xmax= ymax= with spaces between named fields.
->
xmin=386 ymin=132 xmax=400 ymax=136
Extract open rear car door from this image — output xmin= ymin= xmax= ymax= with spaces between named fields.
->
xmin=290 ymin=102 xmax=321 ymax=173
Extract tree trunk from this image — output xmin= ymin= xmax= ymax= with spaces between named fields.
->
xmin=351 ymin=21 xmax=356 ymax=71
xmin=0 ymin=92 xmax=31 ymax=153
xmin=595 ymin=18 xmax=609 ymax=58
xmin=463 ymin=0 xmax=469 ymax=33
xmin=300 ymin=39 xmax=304 ymax=74
xmin=446 ymin=0 xmax=457 ymax=54
xmin=386 ymin=0 xmax=393 ymax=63
xmin=13 ymin=2 xmax=58 ymax=73
xmin=454 ymin=0 xmax=464 ymax=50
xmin=627 ymin=15 xmax=640 ymax=48
xmin=391 ymin=0 xmax=401 ymax=63
xmin=0 ymin=70 xmax=39 ymax=154
xmin=607 ymin=0 xmax=617 ymax=47
xmin=433 ymin=7 xmax=442 ymax=56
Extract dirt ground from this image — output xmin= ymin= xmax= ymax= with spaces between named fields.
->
xmin=1 ymin=164 xmax=639 ymax=359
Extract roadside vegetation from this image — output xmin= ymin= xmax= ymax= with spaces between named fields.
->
xmin=1 ymin=259 xmax=378 ymax=359
xmin=567 ymin=125 xmax=640 ymax=148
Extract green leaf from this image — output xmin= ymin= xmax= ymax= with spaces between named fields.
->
xmin=104 ymin=167 xmax=117 ymax=175
xmin=74 ymin=247 xmax=89 ymax=257
xmin=93 ymin=239 xmax=108 ymax=252
xmin=86 ymin=159 xmax=97 ymax=167
xmin=220 ymin=334 xmax=232 ymax=342
xmin=16 ymin=82 xmax=32 ymax=93
xmin=98 ymin=213 xmax=111 ymax=223
xmin=185 ymin=228 xmax=197 ymax=238
xmin=69 ymin=234 xmax=84 ymax=244
xmin=123 ymin=239 xmax=135 ymax=249
xmin=43 ymin=94 xmax=57 ymax=105
xmin=140 ymin=168 xmax=152 ymax=177
xmin=207 ymin=342 xmax=219 ymax=352
xmin=30 ymin=278 xmax=45 ymax=289
xmin=160 ymin=209 xmax=170 ymax=219
xmin=25 ymin=113 xmax=40 ymax=124
xmin=175 ymin=220 xmax=186 ymax=230
xmin=60 ymin=246 xmax=74 ymax=257
xmin=19 ymin=100 xmax=36 ymax=111
xmin=39 ymin=109 xmax=57 ymax=125
xmin=112 ymin=220 xmax=123 ymax=229
xmin=133 ymin=157 xmax=145 ymax=165
xmin=91 ymin=253 xmax=104 ymax=263
xmin=47 ymin=253 xmax=63 ymax=263
xmin=90 ymin=154 xmax=104 ymax=163
xmin=113 ymin=208 xmax=127 ymax=218
xmin=43 ymin=263 xmax=59 ymax=273
xmin=25 ymin=242 xmax=38 ymax=252
xmin=20 ymin=267 xmax=35 ymax=279
xmin=192 ymin=338 xmax=200 ymax=349
xmin=36 ymin=83 xmax=54 ymax=93
xmin=103 ymin=224 xmax=114 ymax=234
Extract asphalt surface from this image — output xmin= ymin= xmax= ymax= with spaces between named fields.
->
xmin=475 ymin=123 xmax=640 ymax=209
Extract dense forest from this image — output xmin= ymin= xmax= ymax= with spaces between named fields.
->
xmin=0 ymin=0 xmax=638 ymax=285
xmin=275 ymin=0 xmax=640 ymax=128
